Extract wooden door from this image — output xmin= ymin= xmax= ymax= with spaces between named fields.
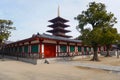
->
xmin=44 ymin=44 xmax=56 ymax=58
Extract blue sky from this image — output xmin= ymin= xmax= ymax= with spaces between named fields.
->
xmin=0 ymin=0 xmax=120 ymax=41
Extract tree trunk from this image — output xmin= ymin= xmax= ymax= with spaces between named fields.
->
xmin=105 ymin=45 xmax=111 ymax=57
xmin=91 ymin=46 xmax=99 ymax=61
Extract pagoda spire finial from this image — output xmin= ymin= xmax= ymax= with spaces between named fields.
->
xmin=58 ymin=5 xmax=60 ymax=17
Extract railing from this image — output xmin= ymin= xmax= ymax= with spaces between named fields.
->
xmin=100 ymin=51 xmax=116 ymax=56
xmin=57 ymin=52 xmax=83 ymax=57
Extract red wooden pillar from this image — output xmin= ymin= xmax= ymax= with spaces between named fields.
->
xmin=56 ymin=42 xmax=59 ymax=57
xmin=82 ymin=45 xmax=84 ymax=56
xmin=67 ymin=43 xmax=70 ymax=56
xmin=86 ymin=46 xmax=88 ymax=55
xmin=75 ymin=43 xmax=78 ymax=55
xmin=16 ymin=43 xmax=19 ymax=60
xmin=98 ymin=46 xmax=101 ymax=53
xmin=39 ymin=39 xmax=44 ymax=58
xmin=12 ymin=44 xmax=14 ymax=56
xmin=39 ymin=40 xmax=43 ymax=59
xmin=22 ymin=43 xmax=24 ymax=57
xmin=104 ymin=46 xmax=106 ymax=51
xmin=28 ymin=41 xmax=31 ymax=58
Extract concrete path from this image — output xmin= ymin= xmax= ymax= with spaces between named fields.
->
xmin=58 ymin=61 xmax=120 ymax=72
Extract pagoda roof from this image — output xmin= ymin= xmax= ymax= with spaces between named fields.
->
xmin=47 ymin=29 xmax=71 ymax=33
xmin=48 ymin=16 xmax=69 ymax=23
xmin=48 ymin=22 xmax=69 ymax=28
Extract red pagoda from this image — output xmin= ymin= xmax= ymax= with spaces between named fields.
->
xmin=47 ymin=6 xmax=72 ymax=38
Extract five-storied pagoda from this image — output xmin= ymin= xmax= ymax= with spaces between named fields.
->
xmin=47 ymin=6 xmax=72 ymax=38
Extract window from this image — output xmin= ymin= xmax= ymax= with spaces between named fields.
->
xmin=70 ymin=46 xmax=75 ymax=52
xmin=78 ymin=46 xmax=81 ymax=52
xmin=60 ymin=45 xmax=67 ymax=52
xmin=88 ymin=47 xmax=91 ymax=51
xmin=84 ymin=47 xmax=87 ymax=52
xmin=24 ymin=45 xmax=28 ymax=53
xmin=15 ymin=47 xmax=18 ymax=52
xmin=19 ymin=46 xmax=22 ymax=53
xmin=31 ymin=45 xmax=38 ymax=53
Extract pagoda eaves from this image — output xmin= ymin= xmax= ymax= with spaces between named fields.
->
xmin=48 ymin=22 xmax=69 ymax=28
xmin=48 ymin=16 xmax=69 ymax=23
xmin=47 ymin=29 xmax=71 ymax=33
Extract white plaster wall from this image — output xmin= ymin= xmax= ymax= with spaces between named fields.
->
xmin=31 ymin=40 xmax=39 ymax=44
xmin=101 ymin=46 xmax=104 ymax=51
xmin=77 ymin=43 xmax=82 ymax=46
xmin=69 ymin=43 xmax=76 ymax=45
xmin=24 ymin=42 xmax=29 ymax=45
xmin=19 ymin=43 xmax=23 ymax=46
xmin=43 ymin=40 xmax=56 ymax=44
xmin=59 ymin=42 xmax=67 ymax=45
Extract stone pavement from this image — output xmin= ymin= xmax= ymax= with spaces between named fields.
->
xmin=58 ymin=61 xmax=120 ymax=72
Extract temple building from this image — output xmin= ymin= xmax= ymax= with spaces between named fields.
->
xmin=3 ymin=33 xmax=83 ymax=59
xmin=2 ymin=7 xmax=98 ymax=59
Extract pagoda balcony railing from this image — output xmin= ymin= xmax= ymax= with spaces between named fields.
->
xmin=54 ymin=27 xmax=64 ymax=30
xmin=53 ymin=32 xmax=65 ymax=36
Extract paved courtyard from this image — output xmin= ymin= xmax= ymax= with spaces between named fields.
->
xmin=0 ymin=57 xmax=120 ymax=80
xmin=58 ymin=56 xmax=120 ymax=72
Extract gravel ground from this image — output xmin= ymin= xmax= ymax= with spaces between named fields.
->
xmin=0 ymin=57 xmax=120 ymax=80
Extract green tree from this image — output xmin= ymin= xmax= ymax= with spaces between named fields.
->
xmin=75 ymin=2 xmax=117 ymax=61
xmin=0 ymin=19 xmax=15 ymax=50
xmin=117 ymin=41 xmax=120 ymax=49
xmin=101 ymin=27 xmax=120 ymax=57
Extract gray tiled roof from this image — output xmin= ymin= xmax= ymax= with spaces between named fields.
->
xmin=4 ymin=41 xmax=13 ymax=44
xmin=37 ymin=33 xmax=81 ymax=43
